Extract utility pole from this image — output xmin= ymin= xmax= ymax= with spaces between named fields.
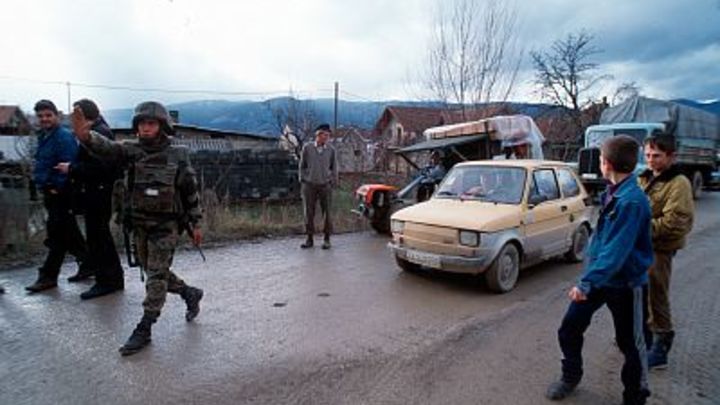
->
xmin=333 ymin=81 xmax=339 ymax=132
xmin=66 ymin=81 xmax=71 ymax=114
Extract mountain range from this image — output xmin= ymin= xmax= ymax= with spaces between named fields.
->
xmin=104 ymin=97 xmax=720 ymax=136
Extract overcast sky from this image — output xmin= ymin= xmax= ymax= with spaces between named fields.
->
xmin=1 ymin=0 xmax=718 ymax=113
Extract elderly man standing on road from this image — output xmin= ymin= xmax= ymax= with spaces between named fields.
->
xmin=298 ymin=123 xmax=338 ymax=250
xmin=638 ymin=133 xmax=694 ymax=370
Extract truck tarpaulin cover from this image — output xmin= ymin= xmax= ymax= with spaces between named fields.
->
xmin=423 ymin=115 xmax=545 ymax=159
xmin=600 ymin=96 xmax=720 ymax=141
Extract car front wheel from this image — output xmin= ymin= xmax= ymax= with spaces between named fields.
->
xmin=485 ymin=244 xmax=520 ymax=293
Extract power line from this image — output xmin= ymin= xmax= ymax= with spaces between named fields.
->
xmin=0 ymin=75 xmax=387 ymax=104
xmin=0 ymin=75 xmax=293 ymax=97
xmin=339 ymin=90 xmax=379 ymax=102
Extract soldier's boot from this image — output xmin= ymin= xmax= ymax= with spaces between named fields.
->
xmin=180 ymin=286 xmax=204 ymax=322
xmin=300 ymin=235 xmax=314 ymax=249
xmin=119 ymin=315 xmax=155 ymax=356
xmin=648 ymin=331 xmax=674 ymax=370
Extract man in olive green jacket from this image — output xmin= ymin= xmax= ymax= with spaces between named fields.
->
xmin=638 ymin=133 xmax=694 ymax=370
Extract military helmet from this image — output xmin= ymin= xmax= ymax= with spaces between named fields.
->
xmin=132 ymin=101 xmax=174 ymax=135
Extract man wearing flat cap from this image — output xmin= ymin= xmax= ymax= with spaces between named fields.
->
xmin=298 ymin=123 xmax=338 ymax=249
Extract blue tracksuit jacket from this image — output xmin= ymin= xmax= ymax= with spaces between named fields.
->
xmin=577 ymin=174 xmax=653 ymax=295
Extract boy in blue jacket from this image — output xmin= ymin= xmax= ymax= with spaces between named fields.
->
xmin=546 ymin=135 xmax=653 ymax=405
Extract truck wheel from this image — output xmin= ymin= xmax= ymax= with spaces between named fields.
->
xmin=691 ymin=171 xmax=704 ymax=200
xmin=396 ymin=256 xmax=421 ymax=273
xmin=564 ymin=225 xmax=589 ymax=263
xmin=485 ymin=244 xmax=520 ymax=293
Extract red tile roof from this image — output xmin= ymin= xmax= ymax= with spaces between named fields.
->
xmin=0 ymin=106 xmax=22 ymax=125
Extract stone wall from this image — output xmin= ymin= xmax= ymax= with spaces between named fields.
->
xmin=0 ymin=162 xmax=38 ymax=254
xmin=191 ymin=149 xmax=300 ymax=201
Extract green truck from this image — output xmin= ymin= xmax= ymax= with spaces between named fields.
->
xmin=578 ymin=96 xmax=720 ymax=198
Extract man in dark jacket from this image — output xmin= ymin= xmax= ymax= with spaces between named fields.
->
xmin=546 ymin=135 xmax=653 ymax=405
xmin=55 ymin=99 xmax=125 ymax=299
xmin=26 ymin=100 xmax=89 ymax=293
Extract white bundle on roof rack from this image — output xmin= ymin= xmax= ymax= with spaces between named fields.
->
xmin=423 ymin=114 xmax=545 ymax=159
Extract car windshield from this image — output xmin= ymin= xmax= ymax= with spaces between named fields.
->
xmin=435 ymin=166 xmax=526 ymax=204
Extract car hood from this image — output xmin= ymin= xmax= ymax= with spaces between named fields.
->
xmin=391 ymin=198 xmax=523 ymax=232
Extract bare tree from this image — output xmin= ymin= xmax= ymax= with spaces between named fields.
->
xmin=531 ymin=31 xmax=610 ymax=114
xmin=424 ymin=0 xmax=523 ymax=118
xmin=265 ymin=93 xmax=321 ymax=157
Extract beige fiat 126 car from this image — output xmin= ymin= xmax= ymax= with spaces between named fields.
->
xmin=388 ymin=159 xmax=593 ymax=293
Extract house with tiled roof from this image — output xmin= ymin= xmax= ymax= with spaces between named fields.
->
xmin=0 ymin=106 xmax=32 ymax=136
xmin=329 ymin=126 xmax=374 ymax=173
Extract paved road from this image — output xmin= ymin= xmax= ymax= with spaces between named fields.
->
xmin=1 ymin=193 xmax=719 ymax=405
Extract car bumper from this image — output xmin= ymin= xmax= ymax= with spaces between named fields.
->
xmin=388 ymin=242 xmax=494 ymax=274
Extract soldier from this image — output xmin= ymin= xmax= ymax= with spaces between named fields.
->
xmin=26 ymin=99 xmax=90 ymax=293
xmin=71 ymin=101 xmax=204 ymax=356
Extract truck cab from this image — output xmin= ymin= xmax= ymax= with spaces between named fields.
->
xmin=578 ymin=122 xmax=717 ymax=198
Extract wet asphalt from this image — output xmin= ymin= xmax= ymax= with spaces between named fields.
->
xmin=1 ymin=193 xmax=719 ymax=405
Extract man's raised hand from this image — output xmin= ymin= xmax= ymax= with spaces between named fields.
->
xmin=71 ymin=106 xmax=92 ymax=142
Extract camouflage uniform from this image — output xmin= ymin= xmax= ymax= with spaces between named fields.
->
xmin=79 ymin=101 xmax=203 ymax=355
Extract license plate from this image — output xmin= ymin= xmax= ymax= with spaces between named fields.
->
xmin=406 ymin=250 xmax=441 ymax=268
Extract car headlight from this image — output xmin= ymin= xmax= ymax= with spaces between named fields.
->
xmin=459 ymin=230 xmax=480 ymax=247
xmin=391 ymin=219 xmax=405 ymax=234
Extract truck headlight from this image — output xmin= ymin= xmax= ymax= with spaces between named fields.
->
xmin=459 ymin=230 xmax=480 ymax=247
xmin=391 ymin=219 xmax=405 ymax=234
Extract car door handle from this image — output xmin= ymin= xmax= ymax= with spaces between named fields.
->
xmin=560 ymin=205 xmax=568 ymax=212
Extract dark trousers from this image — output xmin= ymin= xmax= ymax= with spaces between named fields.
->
xmin=557 ymin=286 xmax=650 ymax=402
xmin=40 ymin=190 xmax=87 ymax=280
xmin=302 ymin=182 xmax=332 ymax=238
xmin=84 ymin=186 xmax=124 ymax=287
